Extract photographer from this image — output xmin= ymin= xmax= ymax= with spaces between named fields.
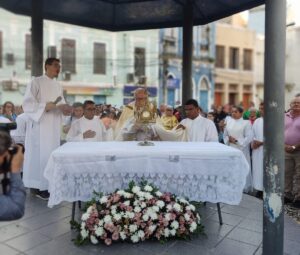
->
xmin=0 ymin=131 xmax=26 ymax=221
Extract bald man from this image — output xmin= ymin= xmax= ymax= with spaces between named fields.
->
xmin=114 ymin=88 xmax=159 ymax=141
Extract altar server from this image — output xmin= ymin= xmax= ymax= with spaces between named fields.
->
xmin=224 ymin=105 xmax=253 ymax=191
xmin=251 ymin=102 xmax=264 ymax=192
xmin=66 ymin=100 xmax=108 ymax=142
xmin=176 ymin=99 xmax=218 ymax=142
xmin=22 ymin=58 xmax=71 ymax=200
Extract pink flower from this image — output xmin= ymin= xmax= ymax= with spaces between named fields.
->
xmin=170 ymin=213 xmax=176 ymax=220
xmin=104 ymin=238 xmax=112 ymax=245
xmin=112 ymin=232 xmax=119 ymax=241
xmin=126 ymin=206 xmax=133 ymax=212
xmin=113 ymin=194 xmax=121 ymax=203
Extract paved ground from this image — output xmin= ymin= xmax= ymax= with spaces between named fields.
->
xmin=1 ymin=191 xmax=300 ymax=255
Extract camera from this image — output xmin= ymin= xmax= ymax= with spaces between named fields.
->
xmin=0 ymin=123 xmax=24 ymax=194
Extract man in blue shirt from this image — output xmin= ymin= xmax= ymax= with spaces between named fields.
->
xmin=0 ymin=131 xmax=26 ymax=221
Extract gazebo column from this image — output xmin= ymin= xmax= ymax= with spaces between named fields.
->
xmin=263 ymin=0 xmax=286 ymax=254
xmin=31 ymin=0 xmax=44 ymax=77
xmin=182 ymin=0 xmax=194 ymax=104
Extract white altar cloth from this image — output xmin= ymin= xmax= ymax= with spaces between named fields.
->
xmin=44 ymin=142 xmax=249 ymax=207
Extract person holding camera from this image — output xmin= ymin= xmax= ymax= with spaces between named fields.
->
xmin=0 ymin=131 xmax=26 ymax=221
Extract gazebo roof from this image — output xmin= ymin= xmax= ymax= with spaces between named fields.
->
xmin=0 ymin=0 xmax=265 ymax=31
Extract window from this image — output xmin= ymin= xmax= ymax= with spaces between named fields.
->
xmin=25 ymin=34 xmax=32 ymax=70
xmin=93 ymin=42 xmax=106 ymax=74
xmin=229 ymin=47 xmax=239 ymax=69
xmin=0 ymin=31 xmax=2 ymax=68
xmin=243 ymin=49 xmax=252 ymax=70
xmin=61 ymin=39 xmax=76 ymax=73
xmin=215 ymin=45 xmax=225 ymax=68
xmin=134 ymin=47 xmax=145 ymax=77
xmin=6 ymin=53 xmax=15 ymax=65
xmin=47 ymin=46 xmax=57 ymax=58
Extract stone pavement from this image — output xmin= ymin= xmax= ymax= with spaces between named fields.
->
xmin=1 ymin=192 xmax=300 ymax=255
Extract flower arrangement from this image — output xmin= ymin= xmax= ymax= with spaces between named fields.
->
xmin=72 ymin=181 xmax=203 ymax=245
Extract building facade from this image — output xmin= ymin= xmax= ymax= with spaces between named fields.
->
xmin=0 ymin=8 xmax=159 ymax=107
xmin=159 ymin=24 xmax=215 ymax=112
xmin=215 ymin=20 xmax=256 ymax=109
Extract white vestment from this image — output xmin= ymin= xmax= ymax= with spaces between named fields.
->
xmin=224 ymin=117 xmax=253 ymax=190
xmin=180 ymin=115 xmax=218 ymax=142
xmin=252 ymin=117 xmax=264 ymax=191
xmin=10 ymin=113 xmax=30 ymax=145
xmin=22 ymin=75 xmax=65 ymax=190
xmin=66 ymin=116 xmax=107 ymax=142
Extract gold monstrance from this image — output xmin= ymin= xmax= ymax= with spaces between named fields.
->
xmin=134 ymin=100 xmax=157 ymax=146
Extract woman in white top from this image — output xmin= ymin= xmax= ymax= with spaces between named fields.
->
xmin=224 ymin=106 xmax=253 ymax=191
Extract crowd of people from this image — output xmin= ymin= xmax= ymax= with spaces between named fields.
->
xmin=0 ymin=58 xmax=299 ymax=211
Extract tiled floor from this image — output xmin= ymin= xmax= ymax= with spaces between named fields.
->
xmin=1 ymin=192 xmax=300 ymax=255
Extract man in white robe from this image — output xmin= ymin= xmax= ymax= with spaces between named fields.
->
xmin=22 ymin=58 xmax=71 ymax=200
xmin=251 ymin=103 xmax=264 ymax=192
xmin=176 ymin=99 xmax=218 ymax=142
xmin=66 ymin=100 xmax=108 ymax=142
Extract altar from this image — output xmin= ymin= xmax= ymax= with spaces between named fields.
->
xmin=44 ymin=141 xmax=249 ymax=208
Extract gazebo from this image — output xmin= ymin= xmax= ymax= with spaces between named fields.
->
xmin=0 ymin=1 xmax=286 ymax=254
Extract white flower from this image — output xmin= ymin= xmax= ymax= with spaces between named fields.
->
xmin=164 ymin=213 xmax=171 ymax=221
xmin=81 ymin=222 xmax=86 ymax=229
xmin=166 ymin=204 xmax=172 ymax=211
xmin=99 ymin=196 xmax=108 ymax=204
xmin=86 ymin=206 xmax=93 ymax=214
xmin=144 ymin=185 xmax=153 ymax=192
xmin=155 ymin=191 xmax=163 ymax=197
xmin=189 ymin=222 xmax=197 ymax=232
xmin=133 ymin=200 xmax=139 ymax=206
xmin=90 ymin=235 xmax=99 ymax=244
xmin=124 ymin=192 xmax=133 ymax=199
xmin=164 ymin=228 xmax=170 ymax=237
xmin=129 ymin=224 xmax=138 ymax=233
xmin=171 ymin=220 xmax=179 ymax=229
xmin=113 ymin=213 xmax=122 ymax=221
xmin=156 ymin=200 xmax=165 ymax=208
xmin=144 ymin=192 xmax=153 ymax=200
xmin=132 ymin=186 xmax=141 ymax=193
xmin=142 ymin=214 xmax=149 ymax=221
xmin=111 ymin=208 xmax=117 ymax=215
xmin=196 ymin=214 xmax=201 ymax=223
xmin=170 ymin=229 xmax=176 ymax=236
xmin=126 ymin=211 xmax=135 ymax=219
xmin=131 ymin=234 xmax=139 ymax=243
xmin=81 ymin=212 xmax=90 ymax=221
xmin=104 ymin=215 xmax=112 ymax=223
xmin=120 ymin=231 xmax=127 ymax=240
xmin=137 ymin=230 xmax=145 ymax=239
xmin=111 ymin=205 xmax=117 ymax=210
xmin=140 ymin=202 xmax=146 ymax=208
xmin=152 ymin=206 xmax=160 ymax=212
xmin=179 ymin=198 xmax=188 ymax=204
xmin=134 ymin=206 xmax=141 ymax=213
xmin=124 ymin=200 xmax=130 ymax=206
xmin=149 ymin=225 xmax=157 ymax=232
xmin=117 ymin=190 xmax=125 ymax=196
xmin=184 ymin=213 xmax=190 ymax=221
xmin=80 ymin=229 xmax=89 ymax=239
xmin=149 ymin=212 xmax=158 ymax=220
xmin=173 ymin=203 xmax=182 ymax=212
xmin=186 ymin=204 xmax=196 ymax=211
xmin=98 ymin=220 xmax=104 ymax=226
xmin=137 ymin=191 xmax=145 ymax=197
xmin=95 ymin=226 xmax=104 ymax=237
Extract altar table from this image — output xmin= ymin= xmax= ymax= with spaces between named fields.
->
xmin=44 ymin=141 xmax=249 ymax=207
